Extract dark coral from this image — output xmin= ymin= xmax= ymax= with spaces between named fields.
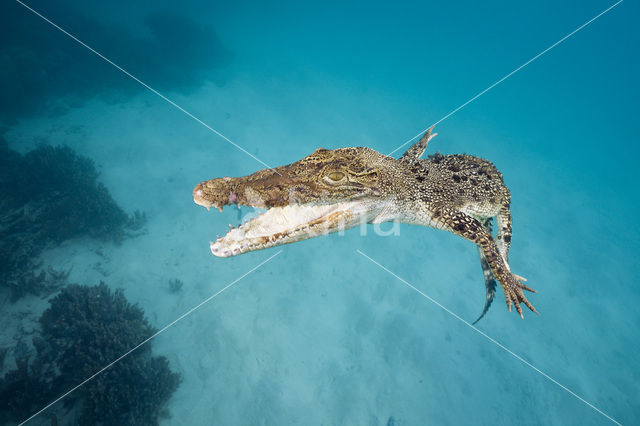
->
xmin=0 ymin=141 xmax=128 ymax=240
xmin=0 ymin=282 xmax=181 ymax=425
xmin=0 ymin=139 xmax=145 ymax=299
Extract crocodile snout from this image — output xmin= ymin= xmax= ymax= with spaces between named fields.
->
xmin=192 ymin=184 xmax=211 ymax=209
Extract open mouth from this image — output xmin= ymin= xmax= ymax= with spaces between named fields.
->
xmin=193 ymin=187 xmax=367 ymax=257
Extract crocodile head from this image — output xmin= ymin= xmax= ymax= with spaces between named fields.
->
xmin=193 ymin=146 xmax=404 ymax=257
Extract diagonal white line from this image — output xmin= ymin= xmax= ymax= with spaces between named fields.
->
xmin=14 ymin=0 xmax=279 ymax=173
xmin=19 ymin=250 xmax=283 ymax=425
xmin=386 ymin=0 xmax=624 ymax=157
xmin=356 ymin=249 xmax=621 ymax=426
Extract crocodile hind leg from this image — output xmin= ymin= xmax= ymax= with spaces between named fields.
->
xmin=496 ymin=196 xmax=512 ymax=265
xmin=495 ymin=193 xmax=527 ymax=282
xmin=429 ymin=206 xmax=537 ymax=317
xmin=472 ymin=218 xmax=498 ymax=324
xmin=469 ymin=217 xmax=522 ymax=324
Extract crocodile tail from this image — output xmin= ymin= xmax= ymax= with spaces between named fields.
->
xmin=473 ymin=218 xmax=497 ymax=325
xmin=473 ymin=246 xmax=498 ymax=325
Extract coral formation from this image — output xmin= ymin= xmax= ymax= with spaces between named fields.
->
xmin=0 ymin=282 xmax=181 ymax=425
xmin=0 ymin=139 xmax=146 ymax=299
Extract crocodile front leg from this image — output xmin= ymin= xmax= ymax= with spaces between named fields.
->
xmin=429 ymin=206 xmax=537 ymax=318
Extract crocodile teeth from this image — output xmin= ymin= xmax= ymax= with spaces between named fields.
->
xmin=209 ymin=201 xmax=373 ymax=257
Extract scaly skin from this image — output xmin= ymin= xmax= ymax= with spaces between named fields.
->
xmin=193 ymin=128 xmax=537 ymax=320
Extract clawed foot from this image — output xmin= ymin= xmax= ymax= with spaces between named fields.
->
xmin=513 ymin=273 xmax=527 ymax=282
xmin=503 ymin=274 xmax=537 ymax=318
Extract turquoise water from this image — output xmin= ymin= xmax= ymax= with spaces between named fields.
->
xmin=1 ymin=0 xmax=639 ymax=424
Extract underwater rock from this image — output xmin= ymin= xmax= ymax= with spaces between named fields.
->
xmin=0 ymin=140 xmax=146 ymax=299
xmin=0 ymin=3 xmax=232 ymax=123
xmin=0 ymin=282 xmax=181 ymax=425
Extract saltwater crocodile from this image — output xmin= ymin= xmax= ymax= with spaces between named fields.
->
xmin=193 ymin=128 xmax=536 ymax=321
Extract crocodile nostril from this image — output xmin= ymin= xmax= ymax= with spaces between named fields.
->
xmin=192 ymin=185 xmax=209 ymax=208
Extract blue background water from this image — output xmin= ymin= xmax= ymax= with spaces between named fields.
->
xmin=2 ymin=0 xmax=639 ymax=424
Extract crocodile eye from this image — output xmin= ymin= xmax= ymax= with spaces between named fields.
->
xmin=327 ymin=171 xmax=345 ymax=182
